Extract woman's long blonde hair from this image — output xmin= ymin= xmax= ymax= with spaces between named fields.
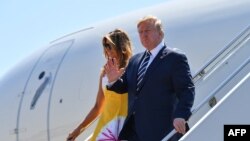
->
xmin=102 ymin=29 xmax=133 ymax=68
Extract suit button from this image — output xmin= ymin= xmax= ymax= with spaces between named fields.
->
xmin=133 ymin=112 xmax=136 ymax=115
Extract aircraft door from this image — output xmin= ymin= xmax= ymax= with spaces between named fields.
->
xmin=17 ymin=40 xmax=73 ymax=141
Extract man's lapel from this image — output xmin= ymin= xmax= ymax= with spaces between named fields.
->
xmin=138 ymin=46 xmax=169 ymax=89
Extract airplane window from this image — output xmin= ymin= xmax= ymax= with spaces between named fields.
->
xmin=38 ymin=71 xmax=45 ymax=80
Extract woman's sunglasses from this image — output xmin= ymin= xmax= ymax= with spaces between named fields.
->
xmin=104 ymin=43 xmax=112 ymax=50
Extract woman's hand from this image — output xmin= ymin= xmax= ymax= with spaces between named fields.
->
xmin=66 ymin=130 xmax=79 ymax=141
xmin=104 ymin=58 xmax=124 ymax=83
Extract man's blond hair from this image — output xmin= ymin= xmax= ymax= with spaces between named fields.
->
xmin=137 ymin=15 xmax=164 ymax=35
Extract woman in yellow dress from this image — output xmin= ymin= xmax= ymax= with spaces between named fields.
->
xmin=67 ymin=29 xmax=133 ymax=141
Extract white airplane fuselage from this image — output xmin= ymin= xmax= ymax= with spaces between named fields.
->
xmin=0 ymin=0 xmax=250 ymax=140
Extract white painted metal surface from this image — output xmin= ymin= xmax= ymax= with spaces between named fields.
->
xmin=180 ymin=72 xmax=250 ymax=141
xmin=0 ymin=0 xmax=250 ymax=141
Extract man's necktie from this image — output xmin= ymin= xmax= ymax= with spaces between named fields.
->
xmin=137 ymin=51 xmax=151 ymax=89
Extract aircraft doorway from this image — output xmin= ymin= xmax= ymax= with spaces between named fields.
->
xmin=17 ymin=40 xmax=74 ymax=141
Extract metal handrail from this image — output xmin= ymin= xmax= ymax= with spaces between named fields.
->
xmin=162 ymin=26 xmax=250 ymax=141
xmin=192 ymin=25 xmax=250 ymax=83
xmin=162 ymin=44 xmax=250 ymax=141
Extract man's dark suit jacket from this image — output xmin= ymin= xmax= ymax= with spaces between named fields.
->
xmin=107 ymin=46 xmax=195 ymax=141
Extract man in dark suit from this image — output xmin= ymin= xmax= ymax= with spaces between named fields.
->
xmin=105 ymin=15 xmax=195 ymax=141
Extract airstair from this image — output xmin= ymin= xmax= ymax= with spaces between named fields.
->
xmin=163 ymin=25 xmax=250 ymax=141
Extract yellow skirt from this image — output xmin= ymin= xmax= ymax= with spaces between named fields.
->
xmin=91 ymin=89 xmax=128 ymax=141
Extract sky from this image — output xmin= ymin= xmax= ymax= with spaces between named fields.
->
xmin=0 ymin=0 xmax=168 ymax=79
